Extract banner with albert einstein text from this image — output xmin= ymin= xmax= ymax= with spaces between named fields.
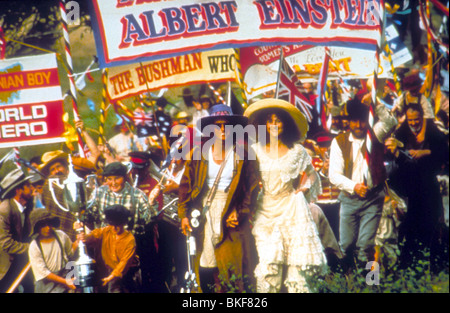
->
xmin=89 ymin=0 xmax=384 ymax=68
xmin=0 ymin=54 xmax=65 ymax=148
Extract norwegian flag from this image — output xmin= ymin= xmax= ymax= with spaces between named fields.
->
xmin=316 ymin=47 xmax=331 ymax=131
xmin=278 ymin=58 xmax=314 ymax=122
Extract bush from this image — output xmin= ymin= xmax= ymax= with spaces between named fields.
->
xmin=308 ymin=248 xmax=449 ymax=293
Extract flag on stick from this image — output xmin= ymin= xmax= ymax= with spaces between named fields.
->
xmin=316 ymin=47 xmax=331 ymax=130
xmin=277 ymin=53 xmax=314 ymax=122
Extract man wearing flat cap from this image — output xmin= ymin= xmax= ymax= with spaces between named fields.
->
xmin=39 ymin=150 xmax=78 ymax=241
xmin=0 ymin=169 xmax=34 ymax=292
xmin=83 ymin=161 xmax=158 ymax=292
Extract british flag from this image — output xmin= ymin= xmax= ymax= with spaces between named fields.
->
xmin=278 ymin=58 xmax=314 ymax=122
xmin=133 ymin=111 xmax=155 ymax=128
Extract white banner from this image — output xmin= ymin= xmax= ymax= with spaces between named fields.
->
xmin=107 ymin=48 xmax=236 ymax=101
xmin=89 ymin=0 xmax=384 ymax=68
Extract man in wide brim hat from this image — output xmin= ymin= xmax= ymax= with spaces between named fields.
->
xmin=38 ymin=150 xmax=68 ymax=177
xmin=197 ymin=103 xmax=248 ymax=132
xmin=29 ymin=209 xmax=60 ymax=238
xmin=0 ymin=168 xmax=33 ymax=200
xmin=244 ymin=98 xmax=309 ymax=142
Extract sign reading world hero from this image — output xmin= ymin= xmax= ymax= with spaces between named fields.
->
xmin=0 ymin=54 xmax=65 ymax=148
xmin=89 ymin=0 xmax=384 ymax=68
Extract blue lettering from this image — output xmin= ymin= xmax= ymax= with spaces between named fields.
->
xmin=161 ymin=7 xmax=186 ymax=36
xmin=122 ymin=14 xmax=149 ymax=43
xmin=182 ymin=4 xmax=207 ymax=33
xmin=255 ymin=0 xmax=281 ymax=25
xmin=141 ymin=10 xmax=167 ymax=38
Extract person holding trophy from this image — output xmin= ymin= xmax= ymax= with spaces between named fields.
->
xmin=82 ymin=161 xmax=158 ymax=292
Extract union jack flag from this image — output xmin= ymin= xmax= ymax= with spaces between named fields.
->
xmin=278 ymin=58 xmax=313 ymax=122
xmin=133 ymin=111 xmax=155 ymax=128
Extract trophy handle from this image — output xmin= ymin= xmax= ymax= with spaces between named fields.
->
xmin=85 ymin=174 xmax=98 ymax=209
xmin=48 ymin=178 xmax=70 ymax=212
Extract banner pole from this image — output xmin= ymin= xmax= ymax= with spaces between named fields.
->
xmin=59 ymin=0 xmax=86 ymax=157
xmin=275 ymin=46 xmax=284 ymax=99
xmin=138 ymin=62 xmax=163 ymax=154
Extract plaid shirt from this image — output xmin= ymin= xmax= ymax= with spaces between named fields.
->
xmin=84 ymin=182 xmax=157 ymax=235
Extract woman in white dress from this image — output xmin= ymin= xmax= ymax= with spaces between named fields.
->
xmin=244 ymin=98 xmax=327 ymax=293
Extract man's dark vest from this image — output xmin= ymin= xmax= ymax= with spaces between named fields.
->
xmin=335 ymin=131 xmax=386 ymax=188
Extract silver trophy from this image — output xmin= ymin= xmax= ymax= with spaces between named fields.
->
xmin=48 ymin=155 xmax=97 ymax=293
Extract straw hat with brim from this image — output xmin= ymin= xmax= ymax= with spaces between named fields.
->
xmin=0 ymin=169 xmax=33 ymax=200
xmin=38 ymin=150 xmax=68 ymax=176
xmin=198 ymin=104 xmax=248 ymax=132
xmin=72 ymin=157 xmax=97 ymax=176
xmin=244 ymin=98 xmax=309 ymax=141
xmin=29 ymin=209 xmax=60 ymax=236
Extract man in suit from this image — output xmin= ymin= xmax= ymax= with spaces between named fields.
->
xmin=0 ymin=168 xmax=34 ymax=292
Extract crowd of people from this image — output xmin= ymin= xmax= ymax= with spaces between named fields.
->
xmin=0 ymin=64 xmax=449 ymax=294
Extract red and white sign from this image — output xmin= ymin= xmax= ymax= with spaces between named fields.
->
xmin=89 ymin=0 xmax=384 ymax=68
xmin=0 ymin=54 xmax=65 ymax=148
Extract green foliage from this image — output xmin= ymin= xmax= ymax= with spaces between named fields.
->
xmin=213 ymin=249 xmax=448 ymax=293
xmin=307 ymin=250 xmax=449 ymax=293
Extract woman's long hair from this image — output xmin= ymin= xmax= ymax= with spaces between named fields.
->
xmin=253 ymin=107 xmax=301 ymax=148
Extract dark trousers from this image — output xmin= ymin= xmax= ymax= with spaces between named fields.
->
xmin=199 ymin=267 xmax=219 ymax=293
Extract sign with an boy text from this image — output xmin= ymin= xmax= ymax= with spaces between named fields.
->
xmin=0 ymin=54 xmax=65 ymax=148
xmin=89 ymin=0 xmax=385 ymax=68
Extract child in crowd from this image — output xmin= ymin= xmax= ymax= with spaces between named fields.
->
xmin=28 ymin=209 xmax=78 ymax=293
xmin=75 ymin=204 xmax=141 ymax=293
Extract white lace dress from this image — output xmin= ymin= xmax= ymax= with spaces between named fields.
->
xmin=252 ymin=142 xmax=327 ymax=293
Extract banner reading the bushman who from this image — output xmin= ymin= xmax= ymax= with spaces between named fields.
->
xmin=89 ymin=0 xmax=384 ymax=68
xmin=107 ymin=48 xmax=236 ymax=101
xmin=0 ymin=54 xmax=65 ymax=148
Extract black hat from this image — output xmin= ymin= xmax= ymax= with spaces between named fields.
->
xmin=156 ymin=97 xmax=169 ymax=108
xmin=102 ymin=162 xmax=128 ymax=177
xmin=104 ymin=204 xmax=131 ymax=226
xmin=346 ymin=99 xmax=369 ymax=122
